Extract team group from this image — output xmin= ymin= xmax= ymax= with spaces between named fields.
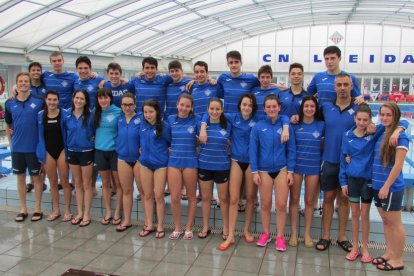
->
xmin=5 ymin=45 xmax=408 ymax=271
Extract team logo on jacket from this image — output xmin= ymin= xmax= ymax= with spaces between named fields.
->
xmin=61 ymin=80 xmax=68 ymax=87
xmin=348 ymin=109 xmax=355 ymax=115
xmin=204 ymin=89 xmax=211 ymax=96
xmin=262 ymin=128 xmax=267 ymax=132
xmin=154 ymin=130 xmax=157 ymax=135
xmin=87 ymin=85 xmax=93 ymax=92
xmin=187 ymin=126 xmax=194 ymax=133
xmin=240 ymin=82 xmax=247 ymax=88
xmin=220 ymin=129 xmax=227 ymax=136
xmin=180 ymin=85 xmax=185 ymax=91
xmin=30 ymin=103 xmax=37 ymax=109
xmin=106 ymin=114 xmax=115 ymax=122
xmin=134 ymin=118 xmax=141 ymax=125
xmin=365 ymin=135 xmax=372 ymax=141
xmin=248 ymin=120 xmax=256 ymax=127
xmin=277 ymin=128 xmax=282 ymax=135
xmin=312 ymin=131 xmax=320 ymax=138
xmin=322 ymin=78 xmax=328 ymax=82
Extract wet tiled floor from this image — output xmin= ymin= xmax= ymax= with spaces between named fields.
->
xmin=0 ymin=210 xmax=412 ymax=276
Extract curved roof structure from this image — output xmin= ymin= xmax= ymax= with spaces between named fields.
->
xmin=0 ymin=0 xmax=413 ymax=60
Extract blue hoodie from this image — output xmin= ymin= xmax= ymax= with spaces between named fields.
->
xmin=139 ymin=119 xmax=171 ymax=169
xmin=116 ymin=113 xmax=142 ymax=163
xmin=63 ymin=108 xmax=95 ymax=152
xmin=249 ymin=116 xmax=296 ymax=173
xmin=36 ymin=108 xmax=68 ymax=163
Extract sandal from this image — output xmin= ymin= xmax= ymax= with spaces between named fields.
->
xmin=155 ymin=230 xmax=165 ymax=239
xmin=101 ymin=216 xmax=112 ymax=225
xmin=288 ymin=236 xmax=298 ymax=247
xmin=80 ymin=219 xmax=91 ymax=227
xmin=47 ymin=213 xmax=61 ymax=222
xmin=116 ymin=224 xmax=132 ymax=232
xmin=169 ymin=231 xmax=183 ymax=240
xmin=372 ymin=256 xmax=389 ymax=265
xmin=315 ymin=238 xmax=330 ymax=251
xmin=181 ymin=194 xmax=188 ymax=200
xmin=377 ymin=262 xmax=404 ymax=271
xmin=71 ymin=217 xmax=83 ymax=225
xmin=243 ymin=233 xmax=255 ymax=243
xmin=198 ymin=229 xmax=211 ymax=239
xmin=31 ymin=212 xmax=43 ymax=222
xmin=15 ymin=213 xmax=28 ymax=222
xmin=361 ymin=255 xmax=372 ymax=263
xmin=112 ymin=217 xmax=122 ymax=225
xmin=222 ymin=232 xmax=228 ymax=241
xmin=183 ymin=231 xmax=193 ymax=240
xmin=304 ymin=238 xmax=314 ymax=248
xmin=345 ymin=250 xmax=360 ymax=261
xmin=217 ymin=241 xmax=235 ymax=251
xmin=139 ymin=227 xmax=155 ymax=237
xmin=337 ymin=240 xmax=352 ymax=253
xmin=62 ymin=213 xmax=73 ymax=222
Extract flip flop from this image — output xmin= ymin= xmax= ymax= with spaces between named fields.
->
xmin=345 ymin=251 xmax=360 ymax=261
xmin=243 ymin=233 xmax=255 ymax=243
xmin=71 ymin=217 xmax=83 ymax=225
xmin=361 ymin=255 xmax=372 ymax=263
xmin=101 ymin=216 xmax=112 ymax=225
xmin=198 ymin=229 xmax=211 ymax=239
xmin=15 ymin=213 xmax=28 ymax=222
xmin=155 ymin=230 xmax=165 ymax=239
xmin=183 ymin=231 xmax=193 ymax=240
xmin=47 ymin=213 xmax=61 ymax=222
xmin=79 ymin=219 xmax=91 ymax=227
xmin=112 ymin=217 xmax=122 ymax=225
xmin=238 ymin=203 xmax=246 ymax=212
xmin=62 ymin=213 xmax=73 ymax=222
xmin=31 ymin=212 xmax=43 ymax=222
xmin=377 ymin=262 xmax=404 ymax=271
xmin=217 ymin=241 xmax=235 ymax=251
xmin=139 ymin=227 xmax=155 ymax=237
xmin=116 ymin=224 xmax=132 ymax=232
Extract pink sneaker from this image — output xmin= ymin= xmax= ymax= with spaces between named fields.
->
xmin=275 ymin=236 xmax=287 ymax=251
xmin=256 ymin=233 xmax=271 ymax=247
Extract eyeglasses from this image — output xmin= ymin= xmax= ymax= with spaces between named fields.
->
xmin=121 ymin=103 xmax=135 ymax=108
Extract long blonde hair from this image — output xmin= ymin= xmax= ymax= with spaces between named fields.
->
xmin=380 ymin=102 xmax=401 ymax=167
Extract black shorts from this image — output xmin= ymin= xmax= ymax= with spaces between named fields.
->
xmin=67 ymin=150 xmax=94 ymax=166
xmin=320 ymin=161 xmax=340 ymax=192
xmin=347 ymin=177 xmax=373 ymax=204
xmin=11 ymin=152 xmax=41 ymax=175
xmin=373 ymin=189 xmax=404 ymax=212
xmin=94 ymin=150 xmax=117 ymax=171
xmin=198 ymin=168 xmax=229 ymax=184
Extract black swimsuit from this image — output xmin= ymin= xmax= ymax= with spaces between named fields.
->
xmin=44 ymin=112 xmax=64 ymax=160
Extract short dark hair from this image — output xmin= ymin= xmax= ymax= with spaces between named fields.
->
xmin=76 ymin=56 xmax=91 ymax=68
xmin=258 ymin=65 xmax=273 ymax=78
xmin=16 ymin=72 xmax=30 ymax=83
xmin=107 ymin=62 xmax=122 ymax=74
xmin=323 ymin=46 xmax=341 ymax=58
xmin=142 ymin=57 xmax=158 ymax=68
xmin=335 ymin=72 xmax=352 ymax=84
xmin=226 ymin=50 xmax=242 ymax=62
xmin=194 ymin=61 xmax=208 ymax=72
xmin=263 ymin=93 xmax=281 ymax=108
xmin=49 ymin=51 xmax=63 ymax=62
xmin=28 ymin=62 xmax=42 ymax=72
xmin=168 ymin=60 xmax=182 ymax=71
xmin=289 ymin=63 xmax=303 ymax=73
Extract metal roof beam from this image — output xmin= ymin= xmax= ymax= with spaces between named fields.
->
xmin=26 ymin=0 xmax=138 ymax=53
xmin=0 ymin=0 xmax=71 ymax=38
xmin=0 ymin=0 xmax=22 ymax=13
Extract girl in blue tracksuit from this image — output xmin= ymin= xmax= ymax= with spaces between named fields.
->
xmin=197 ymin=98 xmax=232 ymax=240
xmin=93 ymin=88 xmax=122 ymax=227
xmin=138 ymin=99 xmax=171 ymax=239
xmin=36 ymin=90 xmax=72 ymax=222
xmin=290 ymin=96 xmax=325 ymax=248
xmin=167 ymin=94 xmax=200 ymax=240
xmin=249 ymin=94 xmax=296 ymax=252
xmin=115 ymin=93 xmax=143 ymax=232
xmin=63 ymin=89 xmax=95 ymax=227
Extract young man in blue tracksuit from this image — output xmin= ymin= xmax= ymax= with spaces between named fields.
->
xmin=103 ymin=63 xmax=135 ymax=108
xmin=5 ymin=72 xmax=44 ymax=222
xmin=42 ymin=52 xmax=78 ymax=109
xmin=164 ymin=61 xmax=192 ymax=118
xmin=217 ymin=51 xmax=259 ymax=113
xmin=190 ymin=61 xmax=221 ymax=116
xmin=252 ymin=65 xmax=281 ymax=116
xmin=74 ymin=56 xmax=105 ymax=110
xmin=29 ymin=62 xmax=46 ymax=98
xmin=130 ymin=57 xmax=173 ymax=115
xmin=307 ymin=46 xmax=362 ymax=104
